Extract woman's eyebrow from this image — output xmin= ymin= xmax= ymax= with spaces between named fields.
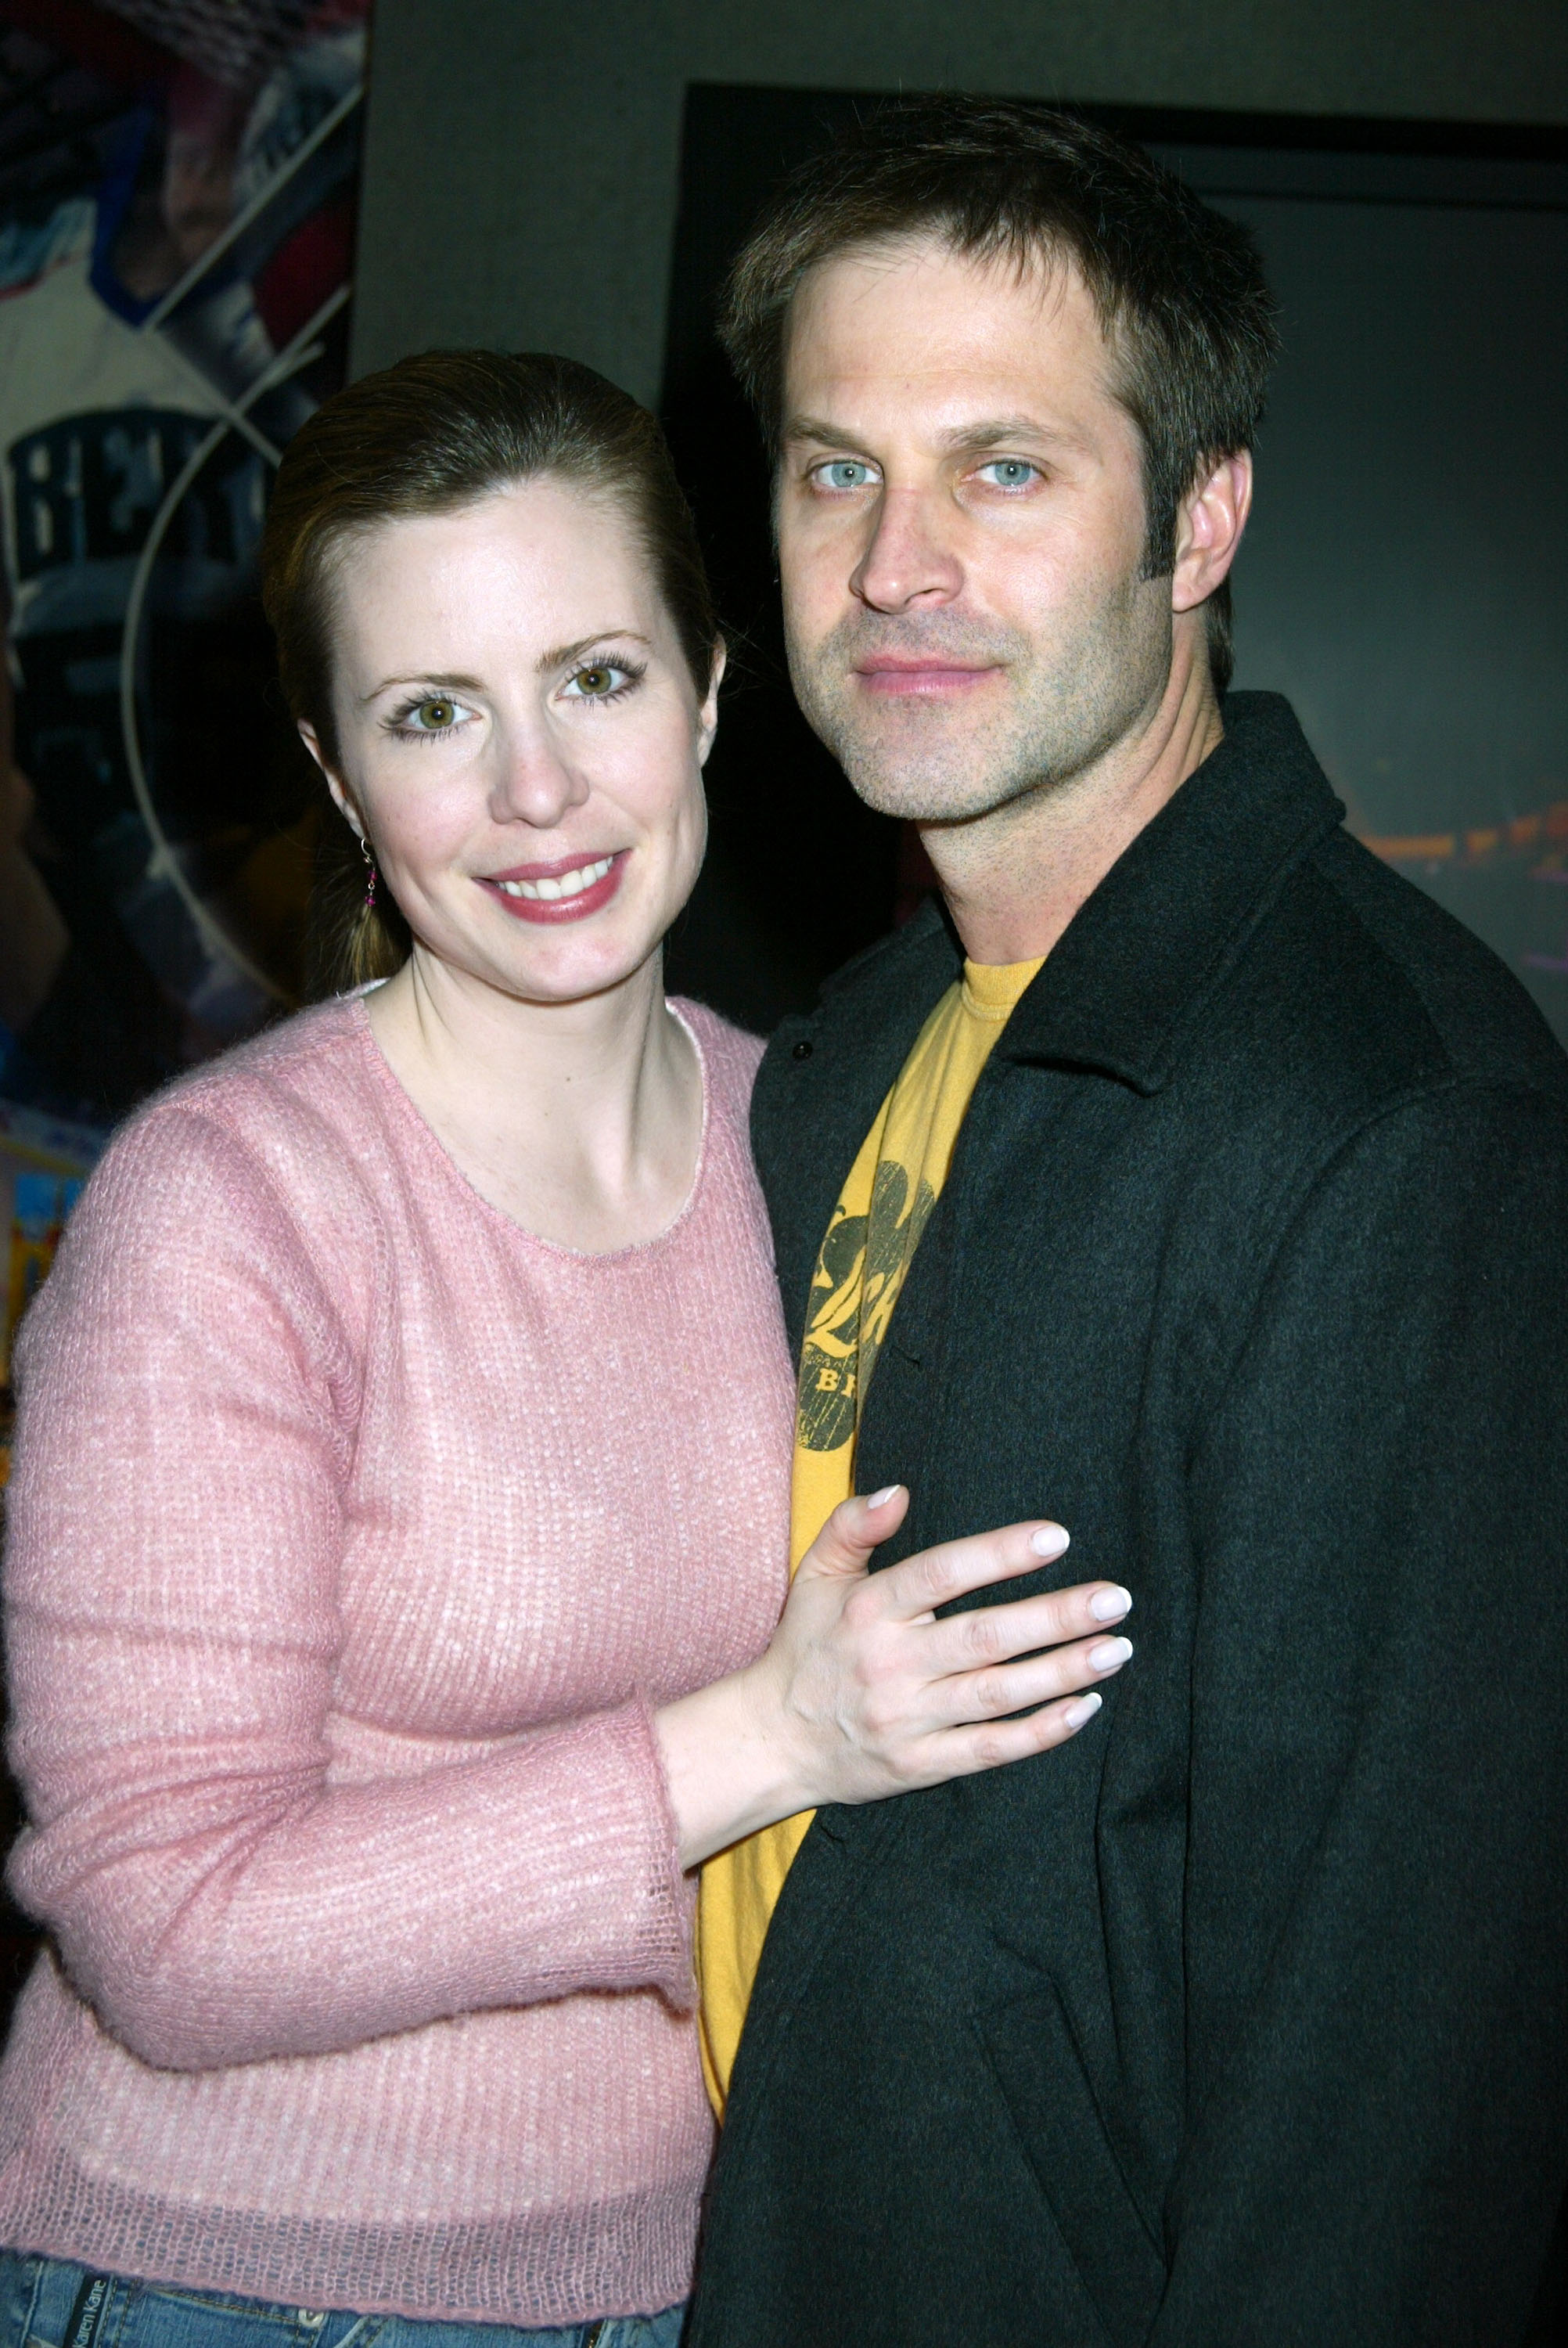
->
xmin=535 ymin=630 xmax=653 ymax=673
xmin=359 ymin=634 xmax=654 ymax=703
xmin=361 ymin=670 xmax=484 ymax=703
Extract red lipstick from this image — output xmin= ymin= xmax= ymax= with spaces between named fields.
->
xmin=478 ymin=850 xmax=627 ymax=924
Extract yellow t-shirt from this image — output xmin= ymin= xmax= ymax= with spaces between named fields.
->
xmin=696 ymin=954 xmax=1044 ymax=2113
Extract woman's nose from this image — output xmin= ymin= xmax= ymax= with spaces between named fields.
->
xmin=850 ymin=487 xmax=963 ymax=614
xmin=488 ymin=736 xmax=591 ymax=828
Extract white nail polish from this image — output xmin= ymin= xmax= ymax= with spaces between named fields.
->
xmin=1089 ymin=1586 xmax=1133 ymax=1622
xmin=866 ymin=1484 xmax=901 ymax=1508
xmin=1089 ymin=1637 xmax=1133 ymax=1671
xmin=1064 ymin=1693 xmax=1102 ymax=1730
xmin=1030 ymin=1525 xmax=1070 ymax=1558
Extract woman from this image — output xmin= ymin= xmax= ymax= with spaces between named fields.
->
xmin=0 ymin=353 xmax=1131 ymax=2348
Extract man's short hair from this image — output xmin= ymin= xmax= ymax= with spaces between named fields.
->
xmin=718 ymin=99 xmax=1280 ymax=692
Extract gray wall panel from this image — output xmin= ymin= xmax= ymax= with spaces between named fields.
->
xmin=351 ymin=2 xmax=1568 ymax=397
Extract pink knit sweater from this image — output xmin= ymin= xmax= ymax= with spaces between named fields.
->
xmin=0 ymin=994 xmax=793 ymax=2327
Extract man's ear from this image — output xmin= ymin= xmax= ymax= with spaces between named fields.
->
xmin=1171 ymin=451 xmax=1253 ymax=617
xmin=696 ymin=638 xmax=727 ymax=769
xmin=300 ymin=720 xmax=365 ymax=842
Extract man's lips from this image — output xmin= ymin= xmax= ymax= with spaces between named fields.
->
xmin=854 ymin=657 xmax=1003 ymax=697
xmin=477 ymin=849 xmax=628 ymax=924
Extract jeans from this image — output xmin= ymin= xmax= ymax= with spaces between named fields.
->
xmin=0 ymin=2254 xmax=685 ymax=2348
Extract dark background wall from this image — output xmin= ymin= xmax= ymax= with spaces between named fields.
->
xmin=347 ymin=3 xmax=1568 ymax=1039
xmin=350 ymin=0 xmax=1568 ymax=397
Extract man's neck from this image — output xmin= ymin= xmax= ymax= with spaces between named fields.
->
xmin=923 ymin=651 xmax=1225 ymax=967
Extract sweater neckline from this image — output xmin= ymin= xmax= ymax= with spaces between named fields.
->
xmin=344 ymin=991 xmax=714 ymax=1263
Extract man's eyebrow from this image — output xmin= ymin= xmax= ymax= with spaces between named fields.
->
xmin=780 ymin=414 xmax=1087 ymax=459
xmin=781 ymin=416 xmax=878 ymax=456
xmin=935 ymin=414 xmax=1085 ymax=457
xmin=360 ymin=670 xmax=484 ymax=704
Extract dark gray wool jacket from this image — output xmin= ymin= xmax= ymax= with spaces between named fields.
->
xmin=687 ymin=695 xmax=1568 ymax=2348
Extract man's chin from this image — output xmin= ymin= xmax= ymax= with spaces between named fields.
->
xmin=800 ymin=662 xmax=1072 ymax=819
xmin=805 ymin=708 xmax=990 ymax=823
xmin=832 ymin=752 xmax=1014 ymax=826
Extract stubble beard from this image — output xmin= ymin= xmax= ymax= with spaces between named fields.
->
xmin=785 ymin=573 xmax=1174 ymax=829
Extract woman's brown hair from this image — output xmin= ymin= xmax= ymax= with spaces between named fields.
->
xmin=261 ymin=349 xmax=719 ymax=992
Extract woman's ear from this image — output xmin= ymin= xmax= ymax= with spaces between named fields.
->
xmin=300 ymin=720 xmax=365 ymax=843
xmin=696 ymin=638 xmax=727 ymax=769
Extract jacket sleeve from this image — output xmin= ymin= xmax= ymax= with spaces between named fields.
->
xmin=2 ymin=1105 xmax=693 ymax=2073
xmin=1152 ymin=1078 xmax=1568 ymax=2344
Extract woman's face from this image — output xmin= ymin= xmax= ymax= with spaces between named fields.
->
xmin=307 ymin=478 xmax=717 ymax=1008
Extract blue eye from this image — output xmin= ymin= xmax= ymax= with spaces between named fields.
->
xmin=816 ymin=459 xmax=876 ymax=491
xmin=976 ymin=459 xmax=1039 ymax=490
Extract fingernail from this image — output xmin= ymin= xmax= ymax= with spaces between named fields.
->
xmin=1064 ymin=1693 xmax=1102 ymax=1730
xmin=1030 ymin=1525 xmax=1070 ymax=1559
xmin=866 ymin=1484 xmax=901 ymax=1509
xmin=1088 ymin=1637 xmax=1133 ymax=1673
xmin=1089 ymin=1585 xmax=1132 ymax=1622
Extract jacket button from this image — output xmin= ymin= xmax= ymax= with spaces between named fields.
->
xmin=792 ymin=1039 xmax=814 ymax=1061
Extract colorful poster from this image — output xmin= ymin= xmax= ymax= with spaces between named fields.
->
xmin=0 ymin=1097 xmax=97 ymax=1486
xmin=0 ymin=0 xmax=370 ymax=1131
xmin=0 ymin=0 xmax=372 ymax=1460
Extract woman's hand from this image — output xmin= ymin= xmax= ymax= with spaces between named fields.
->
xmin=655 ymin=1486 xmax=1132 ymax=1868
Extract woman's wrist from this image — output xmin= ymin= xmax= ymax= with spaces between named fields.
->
xmin=653 ymin=1657 xmax=813 ymax=1871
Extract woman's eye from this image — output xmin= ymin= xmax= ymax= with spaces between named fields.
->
xmin=563 ymin=663 xmax=632 ymax=699
xmin=815 ymin=459 xmax=877 ymax=492
xmin=404 ymin=696 xmax=466 ymax=732
xmin=976 ymin=459 xmax=1041 ymax=490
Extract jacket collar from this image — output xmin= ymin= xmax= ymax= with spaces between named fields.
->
xmin=994 ymin=692 xmax=1343 ymax=1093
xmin=802 ymin=693 xmax=1343 ymax=1098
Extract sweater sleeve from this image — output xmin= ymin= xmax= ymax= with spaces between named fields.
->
xmin=3 ymin=1102 xmax=694 ymax=2073
xmin=1150 ymin=1079 xmax=1568 ymax=2345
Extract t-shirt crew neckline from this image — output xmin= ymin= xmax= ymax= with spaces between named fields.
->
xmin=344 ymin=988 xmax=714 ymax=1263
xmin=960 ymin=956 xmax=1045 ymax=1020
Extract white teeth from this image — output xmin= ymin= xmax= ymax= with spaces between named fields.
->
xmin=493 ymin=855 xmax=613 ymax=903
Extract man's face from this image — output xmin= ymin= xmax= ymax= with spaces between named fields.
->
xmin=776 ymin=237 xmax=1176 ymax=825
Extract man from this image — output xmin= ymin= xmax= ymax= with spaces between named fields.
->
xmin=687 ymin=102 xmax=1568 ymax=2346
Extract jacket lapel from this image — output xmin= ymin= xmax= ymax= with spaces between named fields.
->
xmin=998 ymin=693 xmax=1345 ymax=1089
xmin=751 ymin=899 xmax=962 ymax=1355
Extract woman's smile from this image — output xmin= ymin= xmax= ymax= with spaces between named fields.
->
xmin=480 ymin=848 xmax=628 ymax=921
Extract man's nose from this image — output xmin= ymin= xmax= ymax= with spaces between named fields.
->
xmin=489 ymin=733 xmax=591 ymax=829
xmin=850 ymin=486 xmax=963 ymax=613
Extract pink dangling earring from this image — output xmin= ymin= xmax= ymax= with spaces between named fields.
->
xmin=361 ymin=834 xmax=377 ymax=913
